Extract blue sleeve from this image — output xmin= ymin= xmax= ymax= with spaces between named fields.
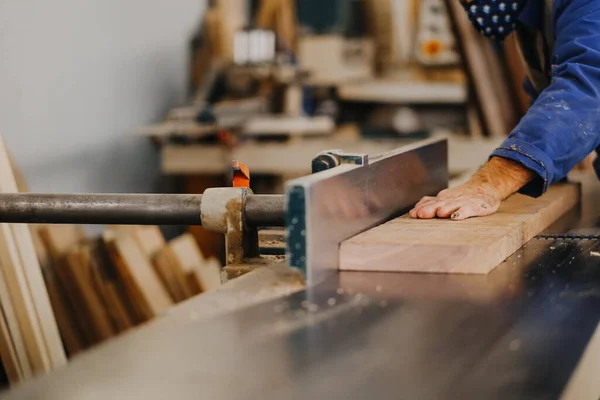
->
xmin=490 ymin=0 xmax=600 ymax=197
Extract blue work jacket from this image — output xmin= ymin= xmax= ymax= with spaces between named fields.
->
xmin=489 ymin=0 xmax=600 ymax=197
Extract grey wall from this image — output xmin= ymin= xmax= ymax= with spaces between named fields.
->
xmin=0 ymin=0 xmax=206 ymax=194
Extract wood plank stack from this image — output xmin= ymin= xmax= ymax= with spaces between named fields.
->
xmin=0 ymin=141 xmax=224 ymax=386
xmin=0 ymin=139 xmax=67 ymax=384
xmin=35 ymin=226 xmax=223 ymax=359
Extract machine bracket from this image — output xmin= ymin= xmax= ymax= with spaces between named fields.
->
xmin=201 ymin=188 xmax=259 ymax=265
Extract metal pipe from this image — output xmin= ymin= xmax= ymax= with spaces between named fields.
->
xmin=0 ymin=193 xmax=286 ymax=226
xmin=245 ymin=195 xmax=285 ymax=227
xmin=0 ymin=194 xmax=204 ymax=225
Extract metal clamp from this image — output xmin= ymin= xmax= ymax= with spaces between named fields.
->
xmin=200 ymin=188 xmax=259 ymax=265
xmin=311 ymin=150 xmax=368 ymax=173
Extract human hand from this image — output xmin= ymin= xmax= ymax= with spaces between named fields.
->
xmin=409 ymin=156 xmax=535 ymax=221
xmin=409 ymin=182 xmax=501 ymax=221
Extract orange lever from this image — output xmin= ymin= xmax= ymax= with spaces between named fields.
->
xmin=232 ymin=160 xmax=250 ymax=188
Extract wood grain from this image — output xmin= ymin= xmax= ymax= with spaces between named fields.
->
xmin=0 ymin=139 xmax=67 ymax=373
xmin=153 ymin=250 xmax=192 ymax=302
xmin=444 ymin=0 xmax=516 ymax=137
xmin=167 ymin=233 xmax=222 ymax=293
xmin=41 ymin=268 xmax=85 ymax=356
xmin=131 ymin=227 xmax=164 ymax=259
xmin=340 ymin=184 xmax=580 ymax=274
xmin=86 ymin=242 xmax=133 ymax=333
xmin=64 ymin=249 xmax=115 ymax=342
xmin=105 ymin=235 xmax=173 ymax=321
xmin=39 ymin=226 xmax=90 ymax=348
xmin=189 ymin=258 xmax=222 ymax=293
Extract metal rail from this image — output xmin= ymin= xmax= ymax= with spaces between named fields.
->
xmin=0 ymin=193 xmax=285 ymax=226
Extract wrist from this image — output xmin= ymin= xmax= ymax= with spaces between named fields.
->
xmin=466 ymin=157 xmax=535 ymax=201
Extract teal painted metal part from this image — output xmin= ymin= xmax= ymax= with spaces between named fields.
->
xmin=286 ymin=186 xmax=307 ymax=274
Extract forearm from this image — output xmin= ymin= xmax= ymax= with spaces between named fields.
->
xmin=467 ymin=157 xmax=536 ymax=201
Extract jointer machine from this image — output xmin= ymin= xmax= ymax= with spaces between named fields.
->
xmin=1 ymin=137 xmax=600 ymax=399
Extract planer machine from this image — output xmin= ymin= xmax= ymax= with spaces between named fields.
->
xmin=1 ymin=137 xmax=600 ymax=399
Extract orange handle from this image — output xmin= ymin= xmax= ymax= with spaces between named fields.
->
xmin=232 ymin=161 xmax=250 ymax=188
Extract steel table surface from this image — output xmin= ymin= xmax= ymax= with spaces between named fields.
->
xmin=2 ymin=176 xmax=600 ymax=400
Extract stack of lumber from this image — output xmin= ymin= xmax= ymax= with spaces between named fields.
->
xmin=35 ymin=226 xmax=222 ymax=360
xmin=0 ymin=139 xmax=66 ymax=385
xmin=0 ymin=138 xmax=229 ymax=387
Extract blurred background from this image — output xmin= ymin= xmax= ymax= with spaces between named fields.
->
xmin=0 ymin=0 xmax=538 ymax=379
xmin=0 ymin=0 xmax=529 ymax=197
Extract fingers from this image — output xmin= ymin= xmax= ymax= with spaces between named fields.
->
xmin=409 ymin=184 xmax=501 ymax=221
xmin=450 ymin=202 xmax=496 ymax=221
xmin=415 ymin=201 xmax=445 ymax=219
xmin=410 ymin=199 xmax=495 ymax=220
xmin=436 ymin=202 xmax=462 ymax=218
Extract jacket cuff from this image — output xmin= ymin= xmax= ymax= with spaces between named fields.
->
xmin=489 ymin=138 xmax=554 ymax=198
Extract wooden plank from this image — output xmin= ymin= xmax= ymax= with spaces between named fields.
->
xmin=163 ymin=234 xmax=205 ymax=296
xmin=38 ymin=226 xmax=91 ymax=348
xmin=39 ymin=226 xmax=86 ymax=262
xmin=215 ymin=0 xmax=247 ymax=60
xmin=242 ymin=115 xmax=334 ymax=135
xmin=131 ymin=227 xmax=165 ymax=259
xmin=131 ymin=226 xmax=193 ymax=302
xmin=153 ymin=250 xmax=191 ymax=302
xmin=41 ymin=268 xmax=84 ymax=357
xmin=340 ymin=184 xmax=580 ymax=274
xmin=63 ymin=249 xmax=115 ymax=342
xmin=444 ymin=0 xmax=512 ymax=137
xmin=48 ymin=252 xmax=97 ymax=347
xmin=163 ymin=233 xmax=222 ymax=294
xmin=105 ymin=235 xmax=173 ymax=321
xmin=0 ymin=139 xmax=67 ymax=373
xmin=0 ymin=305 xmax=23 ymax=383
xmin=189 ymin=258 xmax=222 ymax=293
xmin=255 ymin=0 xmax=296 ymax=52
xmin=338 ymin=79 xmax=467 ymax=104
xmin=86 ymin=241 xmax=134 ymax=333
xmin=167 ymin=233 xmax=208 ymax=275
xmin=0 ymin=253 xmax=32 ymax=381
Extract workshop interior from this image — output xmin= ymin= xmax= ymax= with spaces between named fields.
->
xmin=0 ymin=0 xmax=598 ymax=398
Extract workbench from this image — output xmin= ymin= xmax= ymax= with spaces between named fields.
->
xmin=2 ymin=171 xmax=599 ymax=399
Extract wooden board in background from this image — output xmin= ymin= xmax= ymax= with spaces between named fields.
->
xmin=131 ymin=227 xmax=164 ymax=259
xmin=167 ymin=233 xmax=222 ymax=293
xmin=38 ymin=226 xmax=91 ymax=348
xmin=86 ymin=241 xmax=134 ymax=333
xmin=444 ymin=0 xmax=516 ymax=137
xmin=64 ymin=249 xmax=115 ymax=342
xmin=0 ymin=256 xmax=31 ymax=382
xmin=0 ymin=306 xmax=23 ymax=383
xmin=0 ymin=139 xmax=66 ymax=373
xmin=340 ymin=184 xmax=580 ymax=274
xmin=131 ymin=226 xmax=191 ymax=302
xmin=189 ymin=258 xmax=222 ymax=293
xmin=105 ymin=235 xmax=173 ymax=322
xmin=153 ymin=250 xmax=191 ymax=303
xmin=41 ymin=268 xmax=84 ymax=357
